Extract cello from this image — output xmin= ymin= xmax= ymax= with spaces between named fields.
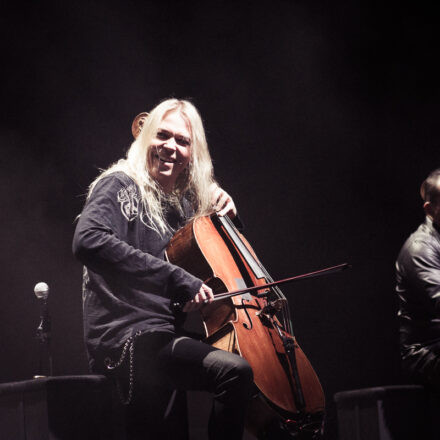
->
xmin=167 ymin=213 xmax=337 ymax=439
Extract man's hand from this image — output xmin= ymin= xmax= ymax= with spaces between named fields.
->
xmin=209 ymin=183 xmax=237 ymax=218
xmin=183 ymin=283 xmax=214 ymax=312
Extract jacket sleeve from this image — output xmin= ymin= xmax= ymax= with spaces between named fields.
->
xmin=72 ymin=174 xmax=202 ymax=302
xmin=400 ymin=239 xmax=440 ymax=309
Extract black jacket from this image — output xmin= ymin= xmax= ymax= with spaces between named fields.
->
xmin=396 ymin=216 xmax=440 ymax=382
xmin=73 ymin=172 xmax=202 ymax=371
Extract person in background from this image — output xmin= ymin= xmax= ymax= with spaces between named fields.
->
xmin=396 ymin=168 xmax=440 ymax=389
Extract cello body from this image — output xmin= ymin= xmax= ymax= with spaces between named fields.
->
xmin=167 ymin=215 xmax=325 ymax=438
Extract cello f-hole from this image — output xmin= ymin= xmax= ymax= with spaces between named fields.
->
xmin=241 ymin=298 xmax=253 ymax=330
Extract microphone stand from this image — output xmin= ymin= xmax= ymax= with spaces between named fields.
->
xmin=35 ymin=297 xmax=53 ymax=377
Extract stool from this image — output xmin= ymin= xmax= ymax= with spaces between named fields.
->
xmin=0 ymin=375 xmax=124 ymax=440
xmin=334 ymin=385 xmax=430 ymax=440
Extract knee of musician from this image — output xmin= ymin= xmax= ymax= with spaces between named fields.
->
xmin=216 ymin=356 xmax=254 ymax=402
xmin=233 ymin=356 xmax=254 ymax=386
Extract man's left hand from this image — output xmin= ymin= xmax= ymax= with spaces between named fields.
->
xmin=210 ymin=183 xmax=237 ymax=218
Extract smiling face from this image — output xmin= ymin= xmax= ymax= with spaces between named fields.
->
xmin=149 ymin=110 xmax=192 ymax=193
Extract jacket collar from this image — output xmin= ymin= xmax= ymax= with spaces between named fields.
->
xmin=425 ymin=216 xmax=440 ymax=239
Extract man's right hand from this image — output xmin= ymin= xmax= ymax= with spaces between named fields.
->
xmin=183 ymin=283 xmax=214 ymax=312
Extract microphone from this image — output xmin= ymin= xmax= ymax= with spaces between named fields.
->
xmin=34 ymin=282 xmax=51 ymax=342
xmin=34 ymin=282 xmax=49 ymax=300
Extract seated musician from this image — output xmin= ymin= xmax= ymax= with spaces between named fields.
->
xmin=73 ymin=98 xmax=253 ymax=439
xmin=396 ymin=168 xmax=440 ymax=389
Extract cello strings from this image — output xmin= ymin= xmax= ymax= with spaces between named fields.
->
xmin=222 ymin=214 xmax=294 ymax=336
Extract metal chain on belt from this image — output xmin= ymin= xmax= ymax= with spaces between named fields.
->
xmin=104 ymin=330 xmax=142 ymax=405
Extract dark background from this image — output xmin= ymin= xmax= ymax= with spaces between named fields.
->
xmin=1 ymin=1 xmax=440 ymax=438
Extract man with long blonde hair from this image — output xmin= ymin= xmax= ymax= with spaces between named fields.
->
xmin=73 ymin=99 xmax=253 ymax=439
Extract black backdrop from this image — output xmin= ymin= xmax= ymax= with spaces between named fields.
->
xmin=1 ymin=1 xmax=440 ymax=438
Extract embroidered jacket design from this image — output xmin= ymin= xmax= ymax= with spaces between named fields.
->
xmin=82 ymin=266 xmax=92 ymax=304
xmin=117 ymin=184 xmax=140 ymax=221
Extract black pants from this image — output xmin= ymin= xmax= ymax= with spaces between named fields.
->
xmin=125 ymin=332 xmax=254 ymax=440
xmin=402 ymin=340 xmax=440 ymax=389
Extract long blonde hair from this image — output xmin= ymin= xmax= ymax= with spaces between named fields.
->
xmin=88 ymin=99 xmax=216 ymax=234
